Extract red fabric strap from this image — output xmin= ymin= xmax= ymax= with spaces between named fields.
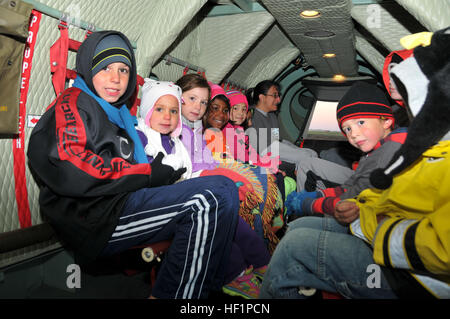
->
xmin=129 ymin=75 xmax=145 ymax=116
xmin=50 ymin=23 xmax=69 ymax=97
xmin=12 ymin=10 xmax=42 ymax=228
xmin=50 ymin=23 xmax=83 ymax=96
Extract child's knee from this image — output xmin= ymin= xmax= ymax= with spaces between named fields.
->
xmin=195 ymin=175 xmax=239 ymax=215
xmin=277 ymin=227 xmax=319 ymax=259
xmin=202 ymin=175 xmax=238 ymax=198
xmin=198 ymin=174 xmax=235 ymax=189
xmin=287 ymin=216 xmax=323 ymax=233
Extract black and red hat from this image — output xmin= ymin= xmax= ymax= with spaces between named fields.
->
xmin=336 ymin=81 xmax=394 ymax=132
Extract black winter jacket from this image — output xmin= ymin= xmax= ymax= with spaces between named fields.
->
xmin=27 ymin=31 xmax=151 ymax=260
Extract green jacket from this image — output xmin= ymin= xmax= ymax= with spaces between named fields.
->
xmin=0 ymin=0 xmax=32 ymax=134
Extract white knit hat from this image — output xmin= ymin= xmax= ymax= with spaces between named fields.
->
xmin=139 ymin=78 xmax=183 ymax=137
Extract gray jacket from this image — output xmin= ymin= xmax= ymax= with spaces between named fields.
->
xmin=248 ymin=108 xmax=280 ymax=154
xmin=340 ymin=127 xmax=408 ymax=199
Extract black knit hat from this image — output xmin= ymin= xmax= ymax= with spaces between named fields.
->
xmin=91 ymin=34 xmax=132 ymax=76
xmin=336 ymin=81 xmax=394 ymax=132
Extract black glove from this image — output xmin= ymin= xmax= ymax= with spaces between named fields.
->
xmin=149 ymin=152 xmax=187 ymax=187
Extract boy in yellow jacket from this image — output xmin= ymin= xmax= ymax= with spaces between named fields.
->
xmin=260 ymin=27 xmax=450 ymax=299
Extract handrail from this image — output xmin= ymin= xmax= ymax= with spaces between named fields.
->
xmin=22 ymin=0 xmax=137 ymax=49
xmin=164 ymin=54 xmax=206 ymax=74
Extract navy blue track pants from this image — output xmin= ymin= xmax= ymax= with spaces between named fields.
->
xmin=101 ymin=175 xmax=239 ymax=299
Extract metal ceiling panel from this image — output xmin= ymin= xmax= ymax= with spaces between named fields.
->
xmin=260 ymin=0 xmax=358 ymax=77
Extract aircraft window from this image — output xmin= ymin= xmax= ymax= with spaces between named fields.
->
xmin=303 ymin=100 xmax=347 ymax=141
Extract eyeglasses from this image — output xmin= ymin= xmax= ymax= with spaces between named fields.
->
xmin=264 ymin=93 xmax=281 ymax=99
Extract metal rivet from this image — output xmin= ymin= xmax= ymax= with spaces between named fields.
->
xmin=10 ymin=1 xmax=16 ymax=7
xmin=52 ymin=61 xmax=58 ymax=66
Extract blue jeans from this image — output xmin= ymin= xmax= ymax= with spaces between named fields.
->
xmin=259 ymin=216 xmax=398 ymax=299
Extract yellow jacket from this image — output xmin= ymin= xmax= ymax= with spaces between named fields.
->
xmin=350 ymin=141 xmax=450 ymax=298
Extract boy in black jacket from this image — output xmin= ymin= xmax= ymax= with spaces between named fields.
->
xmin=27 ymin=30 xmax=239 ymax=299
